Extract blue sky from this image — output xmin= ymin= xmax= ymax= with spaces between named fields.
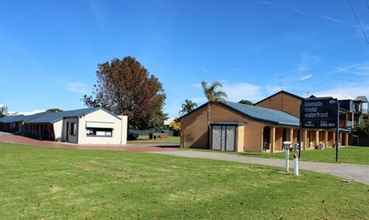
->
xmin=1 ymin=0 xmax=369 ymax=117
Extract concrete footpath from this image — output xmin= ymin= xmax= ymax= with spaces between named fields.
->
xmin=155 ymin=150 xmax=369 ymax=185
xmin=0 ymin=131 xmax=11 ymax=136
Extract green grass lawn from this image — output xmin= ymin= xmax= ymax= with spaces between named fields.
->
xmin=242 ymin=146 xmax=369 ymax=165
xmin=1 ymin=143 xmax=369 ymax=219
xmin=128 ymin=135 xmax=179 ymax=145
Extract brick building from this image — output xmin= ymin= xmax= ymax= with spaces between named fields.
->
xmin=180 ymin=90 xmax=368 ymax=152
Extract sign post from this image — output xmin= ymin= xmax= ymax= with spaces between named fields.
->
xmin=336 ymin=102 xmax=340 ymax=162
xmin=301 ymin=97 xmax=340 ymax=162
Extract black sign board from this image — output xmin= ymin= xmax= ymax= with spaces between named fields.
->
xmin=301 ymin=98 xmax=339 ymax=129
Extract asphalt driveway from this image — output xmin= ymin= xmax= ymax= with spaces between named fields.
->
xmin=155 ymin=150 xmax=369 ymax=185
xmin=0 ymin=133 xmax=178 ymax=152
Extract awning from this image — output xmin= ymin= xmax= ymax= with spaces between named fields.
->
xmin=85 ymin=121 xmax=114 ymax=129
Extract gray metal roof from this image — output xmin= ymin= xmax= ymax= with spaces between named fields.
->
xmin=0 ymin=112 xmax=48 ymax=123
xmin=0 ymin=108 xmax=98 ymax=124
xmin=223 ymin=101 xmax=299 ymax=126
xmin=26 ymin=108 xmax=98 ymax=123
xmin=0 ymin=115 xmax=26 ymax=123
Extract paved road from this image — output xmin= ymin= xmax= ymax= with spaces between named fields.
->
xmin=155 ymin=150 xmax=369 ymax=185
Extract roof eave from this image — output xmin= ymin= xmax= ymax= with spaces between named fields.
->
xmin=219 ymin=102 xmax=299 ymax=127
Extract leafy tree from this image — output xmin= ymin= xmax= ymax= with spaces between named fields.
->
xmin=239 ymin=99 xmax=253 ymax=105
xmin=84 ymin=56 xmax=167 ymax=129
xmin=201 ymin=81 xmax=227 ymax=102
xmin=46 ymin=108 xmax=63 ymax=112
xmin=169 ymin=120 xmax=181 ymax=136
xmin=180 ymin=99 xmax=198 ymax=115
xmin=353 ymin=115 xmax=369 ymax=136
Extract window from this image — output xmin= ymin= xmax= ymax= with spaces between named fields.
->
xmin=86 ymin=127 xmax=113 ymax=137
xmin=70 ymin=123 xmax=77 ymax=136
xmin=362 ymin=103 xmax=369 ymax=113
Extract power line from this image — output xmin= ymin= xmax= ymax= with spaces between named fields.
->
xmin=345 ymin=0 xmax=369 ymax=45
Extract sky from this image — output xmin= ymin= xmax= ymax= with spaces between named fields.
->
xmin=1 ymin=0 xmax=369 ymax=117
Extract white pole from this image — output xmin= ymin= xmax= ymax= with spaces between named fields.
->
xmin=294 ymin=153 xmax=299 ymax=176
xmin=283 ymin=141 xmax=291 ymax=173
xmin=285 ymin=145 xmax=290 ymax=173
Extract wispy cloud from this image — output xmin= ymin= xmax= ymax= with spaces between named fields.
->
xmin=291 ymin=8 xmax=305 ymax=16
xmin=294 ymin=53 xmax=319 ymax=81
xmin=332 ymin=63 xmax=369 ymax=76
xmin=192 ymin=83 xmax=202 ymax=89
xmin=200 ymin=67 xmax=209 ymax=74
xmin=191 ymin=96 xmax=207 ymax=104
xmin=314 ymin=84 xmax=369 ymax=100
xmin=299 ymin=74 xmax=312 ymax=81
xmin=223 ymin=82 xmax=262 ymax=102
xmin=66 ymin=82 xmax=89 ymax=94
xmin=265 ymin=85 xmax=283 ymax=94
xmin=258 ymin=2 xmax=347 ymax=26
xmin=352 ymin=24 xmax=369 ymax=41
xmin=88 ymin=0 xmax=107 ymax=30
xmin=276 ymin=52 xmax=318 ymax=84
xmin=320 ymin=15 xmax=343 ymax=24
xmin=10 ymin=109 xmax=45 ymax=116
xmin=191 ymin=81 xmax=264 ymax=103
xmin=258 ymin=1 xmax=273 ymax=6
xmin=257 ymin=1 xmax=305 ymax=16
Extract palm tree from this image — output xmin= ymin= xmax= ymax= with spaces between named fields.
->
xmin=239 ymin=99 xmax=253 ymax=105
xmin=201 ymin=81 xmax=227 ymax=128
xmin=180 ymin=99 xmax=198 ymax=115
xmin=201 ymin=81 xmax=227 ymax=102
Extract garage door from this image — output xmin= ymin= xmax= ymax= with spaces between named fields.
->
xmin=211 ymin=125 xmax=237 ymax=152
xmin=212 ymin=125 xmax=222 ymax=151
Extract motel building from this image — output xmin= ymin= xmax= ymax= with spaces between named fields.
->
xmin=179 ymin=91 xmax=368 ymax=152
xmin=0 ymin=108 xmax=128 ymax=145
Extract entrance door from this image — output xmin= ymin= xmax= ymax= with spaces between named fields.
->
xmin=212 ymin=125 xmax=222 ymax=151
xmin=225 ymin=126 xmax=236 ymax=151
xmin=66 ymin=122 xmax=69 ymax=141
xmin=211 ymin=125 xmax=236 ymax=152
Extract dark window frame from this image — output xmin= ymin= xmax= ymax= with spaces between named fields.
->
xmin=70 ymin=122 xmax=77 ymax=136
xmin=86 ymin=127 xmax=113 ymax=137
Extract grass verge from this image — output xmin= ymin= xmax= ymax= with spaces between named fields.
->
xmin=0 ymin=143 xmax=368 ymax=219
xmin=127 ymin=136 xmax=179 ymax=145
xmin=241 ymin=146 xmax=369 ymax=165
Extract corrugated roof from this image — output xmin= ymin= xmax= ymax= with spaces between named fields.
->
xmin=0 ymin=112 xmax=47 ymax=123
xmin=27 ymin=108 xmax=98 ymax=123
xmin=223 ymin=101 xmax=299 ymax=126
xmin=0 ymin=108 xmax=98 ymax=124
xmin=0 ymin=115 xmax=26 ymax=123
